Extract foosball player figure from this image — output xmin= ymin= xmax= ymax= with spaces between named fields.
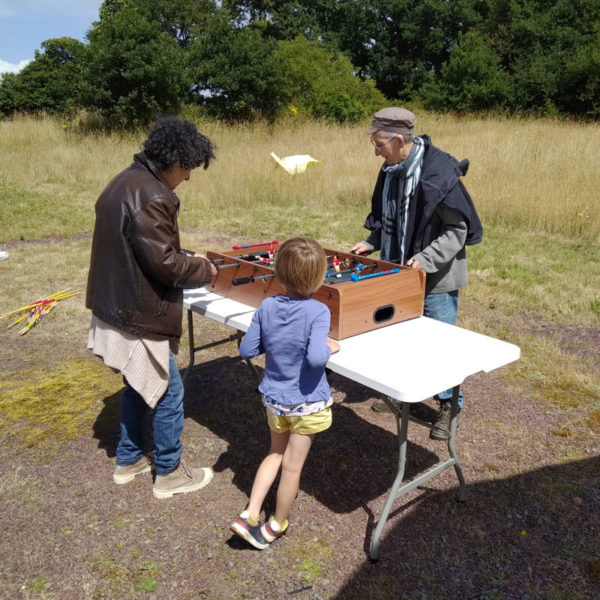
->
xmin=268 ymin=245 xmax=275 ymax=261
xmin=332 ymin=255 xmax=341 ymax=278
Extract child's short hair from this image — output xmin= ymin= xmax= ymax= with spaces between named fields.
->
xmin=275 ymin=237 xmax=327 ymax=297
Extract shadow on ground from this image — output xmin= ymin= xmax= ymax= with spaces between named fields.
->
xmin=90 ymin=358 xmax=600 ymax=599
xmin=92 ymin=356 xmax=439 ymax=514
xmin=334 ymin=456 xmax=600 ymax=599
xmin=189 ymin=358 xmax=438 ymax=515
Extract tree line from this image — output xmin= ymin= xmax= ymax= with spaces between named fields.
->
xmin=1 ymin=0 xmax=598 ymax=128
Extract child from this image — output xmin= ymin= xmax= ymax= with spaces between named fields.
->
xmin=230 ymin=237 xmax=340 ymax=549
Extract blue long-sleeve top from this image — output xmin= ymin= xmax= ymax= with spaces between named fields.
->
xmin=239 ymin=294 xmax=332 ymax=405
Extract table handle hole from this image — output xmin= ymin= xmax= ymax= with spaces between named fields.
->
xmin=374 ymin=305 xmax=395 ymax=323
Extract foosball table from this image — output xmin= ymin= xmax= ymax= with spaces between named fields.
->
xmin=206 ymin=240 xmax=425 ymax=340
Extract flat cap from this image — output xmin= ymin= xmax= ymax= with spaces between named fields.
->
xmin=365 ymin=107 xmax=416 ymax=135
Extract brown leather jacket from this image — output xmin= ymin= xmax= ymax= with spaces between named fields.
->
xmin=86 ymin=152 xmax=213 ymax=342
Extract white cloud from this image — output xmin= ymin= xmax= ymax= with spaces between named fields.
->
xmin=0 ymin=59 xmax=31 ymax=76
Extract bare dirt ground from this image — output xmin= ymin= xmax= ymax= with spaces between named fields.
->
xmin=1 ymin=303 xmax=599 ymax=600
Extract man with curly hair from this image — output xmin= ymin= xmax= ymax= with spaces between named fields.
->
xmin=87 ymin=117 xmax=217 ymax=498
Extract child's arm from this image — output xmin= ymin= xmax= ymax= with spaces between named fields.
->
xmin=305 ymin=305 xmax=333 ymax=367
xmin=327 ymin=337 xmax=340 ymax=354
xmin=239 ymin=309 xmax=264 ymax=359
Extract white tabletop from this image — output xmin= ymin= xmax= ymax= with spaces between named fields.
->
xmin=184 ymin=287 xmax=520 ymax=404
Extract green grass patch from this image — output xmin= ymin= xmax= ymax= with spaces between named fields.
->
xmin=286 ymin=538 xmax=334 ymax=587
xmin=24 ymin=577 xmax=47 ymax=593
xmin=0 ymin=179 xmax=94 ymax=243
xmin=466 ymin=226 xmax=600 ymax=324
xmin=0 ymin=356 xmax=121 ymax=449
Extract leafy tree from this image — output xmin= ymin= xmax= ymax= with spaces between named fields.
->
xmin=422 ymin=31 xmax=513 ymax=112
xmin=106 ymin=0 xmax=217 ymax=48
xmin=477 ymin=0 xmax=600 ymax=115
xmin=222 ymin=1 xmax=481 ymax=100
xmin=563 ymin=31 xmax=600 ymax=117
xmin=0 ymin=73 xmax=17 ymax=116
xmin=187 ymin=12 xmax=289 ymax=120
xmin=80 ymin=3 xmax=188 ymax=128
xmin=0 ymin=38 xmax=87 ymax=115
xmin=274 ymin=36 xmax=385 ymax=122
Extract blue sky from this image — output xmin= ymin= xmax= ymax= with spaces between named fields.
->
xmin=0 ymin=0 xmax=104 ymax=74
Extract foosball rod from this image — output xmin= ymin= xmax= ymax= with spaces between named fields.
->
xmin=350 ymin=268 xmax=400 ymax=281
xmin=232 ymin=261 xmax=379 ymax=286
xmin=232 ymin=240 xmax=279 ymax=250
xmin=211 ymin=251 xmax=270 ymax=264
xmin=232 ymin=273 xmax=275 ymax=286
xmin=326 ymin=263 xmax=376 ymax=277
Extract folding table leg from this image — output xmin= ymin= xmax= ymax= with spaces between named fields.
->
xmin=448 ymin=385 xmax=466 ymax=502
xmin=369 ymin=388 xmax=468 ymax=560
xmin=369 ymin=401 xmax=410 ymax=561
xmin=182 ymin=309 xmax=195 ymax=386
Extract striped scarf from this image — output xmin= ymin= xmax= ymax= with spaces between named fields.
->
xmin=380 ymin=136 xmax=425 ymax=263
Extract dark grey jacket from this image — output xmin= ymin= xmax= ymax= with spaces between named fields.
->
xmin=364 ymin=135 xmax=482 ymax=294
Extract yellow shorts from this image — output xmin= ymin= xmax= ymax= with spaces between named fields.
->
xmin=266 ymin=407 xmax=332 ymax=435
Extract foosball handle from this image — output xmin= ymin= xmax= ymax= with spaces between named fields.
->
xmin=232 ymin=276 xmax=254 ymax=286
xmin=350 ymin=268 xmax=400 ymax=282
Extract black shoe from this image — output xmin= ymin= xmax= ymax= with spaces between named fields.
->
xmin=430 ymin=401 xmax=459 ymax=440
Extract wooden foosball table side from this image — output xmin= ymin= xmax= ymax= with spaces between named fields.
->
xmin=206 ymin=246 xmax=425 ymax=340
xmin=314 ymin=267 xmax=425 ymax=339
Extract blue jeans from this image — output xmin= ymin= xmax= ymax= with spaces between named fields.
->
xmin=423 ymin=290 xmax=464 ymax=409
xmin=116 ymin=352 xmax=184 ymax=475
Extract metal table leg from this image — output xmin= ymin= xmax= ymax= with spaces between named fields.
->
xmin=369 ymin=401 xmax=410 ymax=561
xmin=448 ymin=385 xmax=466 ymax=502
xmin=183 ymin=309 xmax=195 ymax=386
xmin=369 ymin=385 xmax=467 ymax=561
xmin=182 ymin=309 xmax=259 ymax=386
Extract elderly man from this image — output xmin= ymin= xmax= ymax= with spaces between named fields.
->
xmin=352 ymin=107 xmax=482 ymax=440
xmin=87 ymin=117 xmax=217 ymax=497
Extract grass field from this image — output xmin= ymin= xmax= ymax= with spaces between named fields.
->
xmin=1 ymin=113 xmax=599 ymax=396
xmin=0 ymin=113 xmax=599 ymax=599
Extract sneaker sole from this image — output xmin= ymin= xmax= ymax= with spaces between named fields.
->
xmin=230 ymin=522 xmax=268 ymax=550
xmin=113 ymin=464 xmax=152 ymax=485
xmin=152 ymin=468 xmax=214 ymax=499
xmin=261 ymin=525 xmax=288 ymax=544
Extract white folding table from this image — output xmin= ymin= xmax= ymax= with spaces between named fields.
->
xmin=183 ymin=286 xmax=520 ymax=560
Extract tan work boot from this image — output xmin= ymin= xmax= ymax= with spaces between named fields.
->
xmin=113 ymin=456 xmax=152 ymax=484
xmin=153 ymin=461 xmax=213 ymax=499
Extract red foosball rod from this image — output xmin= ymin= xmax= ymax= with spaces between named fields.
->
xmin=232 ymin=240 xmax=279 ymax=250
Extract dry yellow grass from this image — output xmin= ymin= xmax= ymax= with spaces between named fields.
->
xmin=2 ymin=112 xmax=599 ymax=330
xmin=2 ymin=112 xmax=599 ymax=244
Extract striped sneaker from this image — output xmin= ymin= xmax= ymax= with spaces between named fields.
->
xmin=230 ymin=512 xmax=268 ymax=550
xmin=261 ymin=516 xmax=289 ymax=544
